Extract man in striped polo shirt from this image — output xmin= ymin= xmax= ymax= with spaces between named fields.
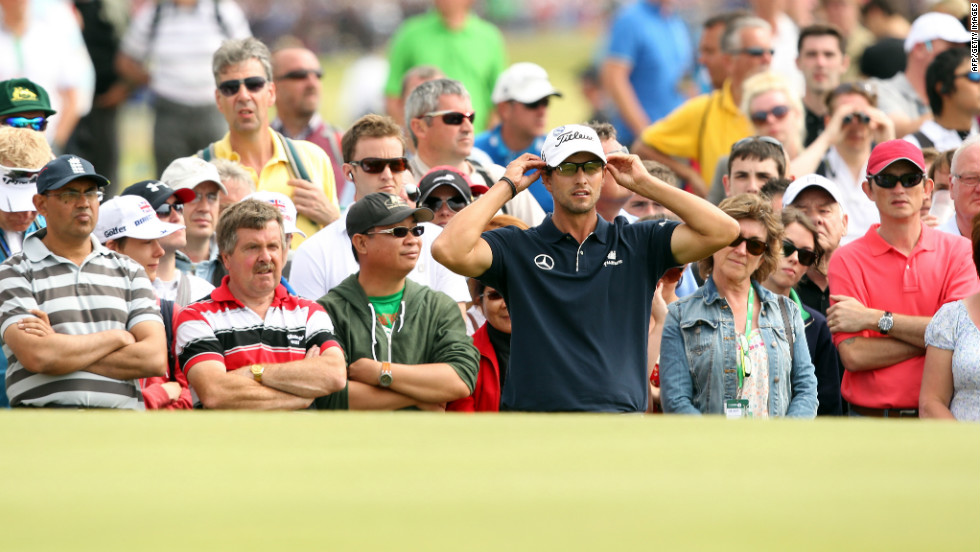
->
xmin=0 ymin=155 xmax=167 ymax=408
xmin=174 ymin=199 xmax=346 ymax=409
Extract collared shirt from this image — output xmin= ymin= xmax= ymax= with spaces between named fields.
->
xmin=473 ymin=124 xmax=550 ymax=212
xmin=823 ymin=146 xmax=877 ymax=245
xmin=828 ymin=223 xmax=979 ymax=408
xmin=796 ymin=272 xmax=830 ymax=317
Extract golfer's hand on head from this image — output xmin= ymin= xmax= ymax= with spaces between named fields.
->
xmin=605 ymin=152 xmax=646 ymax=191
xmin=503 ymin=153 xmax=547 ymax=193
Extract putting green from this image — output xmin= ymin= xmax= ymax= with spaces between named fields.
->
xmin=1 ymin=412 xmax=976 ymax=551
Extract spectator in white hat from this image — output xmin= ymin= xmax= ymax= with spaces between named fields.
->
xmin=160 ymin=156 xmax=228 ymax=286
xmin=0 ymin=126 xmax=52 ymax=264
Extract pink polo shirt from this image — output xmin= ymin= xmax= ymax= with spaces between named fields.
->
xmin=828 ymin=224 xmax=979 ymax=409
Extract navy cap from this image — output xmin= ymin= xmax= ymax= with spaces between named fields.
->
xmin=36 ymin=155 xmax=110 ymax=194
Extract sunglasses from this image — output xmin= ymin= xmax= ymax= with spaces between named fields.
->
xmin=423 ymin=195 xmax=468 ymax=213
xmin=217 ymin=76 xmax=267 ymax=97
xmin=553 ymin=160 xmax=605 ymax=176
xmin=0 ymin=163 xmax=41 ymax=181
xmin=868 ymin=173 xmax=924 ymax=189
xmin=155 ymin=202 xmax=184 ymax=216
xmin=782 ymin=241 xmax=818 ymax=267
xmin=423 ymin=110 xmax=476 ymax=125
xmin=367 ymin=225 xmax=425 ymax=238
xmin=730 ymin=235 xmax=768 ymax=256
xmin=955 ymin=71 xmax=980 ymax=83
xmin=481 ymin=290 xmax=503 ymax=301
xmin=842 ymin=112 xmax=870 ymax=125
xmin=350 ymin=157 xmax=408 ymax=174
xmin=519 ymin=97 xmax=550 ymax=110
xmin=275 ymin=68 xmax=323 ymax=81
xmin=738 ymin=47 xmax=775 ymax=57
xmin=3 ymin=116 xmax=47 ymax=131
xmin=749 ymin=105 xmax=790 ymax=124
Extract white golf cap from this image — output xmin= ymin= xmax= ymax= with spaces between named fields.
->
xmin=160 ymin=156 xmax=228 ymax=194
xmin=540 ymin=124 xmax=607 ymax=167
xmin=244 ymin=191 xmax=306 ymax=237
xmin=904 ymin=12 xmax=971 ymax=53
xmin=95 ymin=195 xmax=184 ymax=244
xmin=491 ymin=62 xmax=562 ymax=104
xmin=0 ymin=164 xmax=41 ymax=212
xmin=782 ymin=174 xmax=848 ymax=215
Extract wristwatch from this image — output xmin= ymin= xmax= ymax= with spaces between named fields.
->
xmin=877 ymin=311 xmax=894 ymax=335
xmin=250 ymin=364 xmax=265 ymax=383
xmin=379 ymin=362 xmax=393 ymax=387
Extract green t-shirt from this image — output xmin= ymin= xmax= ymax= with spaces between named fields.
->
xmin=368 ymin=288 xmax=405 ymax=329
xmin=384 ymin=10 xmax=506 ymax=132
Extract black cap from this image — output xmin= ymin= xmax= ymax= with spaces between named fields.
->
xmin=418 ymin=167 xmax=475 ymax=205
xmin=346 ymin=192 xmax=433 ymax=238
xmin=122 ymin=179 xmax=196 ymax=209
xmin=36 ymin=155 xmax=110 ymax=194
xmin=0 ymin=78 xmax=56 ymax=117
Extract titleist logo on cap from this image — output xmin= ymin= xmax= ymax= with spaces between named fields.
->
xmin=553 ymin=129 xmax=596 ymax=146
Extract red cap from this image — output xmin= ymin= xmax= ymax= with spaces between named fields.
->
xmin=866 ymin=139 xmax=926 ymax=176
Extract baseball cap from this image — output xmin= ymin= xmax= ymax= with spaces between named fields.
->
xmin=0 ymin=164 xmax=42 ymax=212
xmin=418 ymin=166 xmax=478 ymax=205
xmin=866 ymin=139 xmax=926 ymax=176
xmin=244 ymin=191 xmax=306 ymax=237
xmin=346 ymin=192 xmax=434 ymax=238
xmin=491 ymin=62 xmax=562 ymax=104
xmin=160 ymin=157 xmax=228 ymax=194
xmin=94 ymin=195 xmax=184 ymax=244
xmin=36 ymin=155 xmax=110 ymax=194
xmin=540 ymin=124 xmax=607 ymax=167
xmin=782 ymin=174 xmax=847 ymax=214
xmin=0 ymin=78 xmax=56 ymax=117
xmin=121 ymin=179 xmax=196 ymax=210
xmin=904 ymin=12 xmax=971 ymax=53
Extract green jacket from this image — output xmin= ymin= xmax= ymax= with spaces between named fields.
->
xmin=315 ymin=274 xmax=479 ymax=410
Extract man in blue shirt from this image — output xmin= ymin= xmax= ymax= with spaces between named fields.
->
xmin=474 ymin=62 xmax=561 ymax=213
xmin=432 ymin=124 xmax=738 ymax=412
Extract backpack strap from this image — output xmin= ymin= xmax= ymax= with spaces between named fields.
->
xmin=276 ymin=131 xmax=312 ymax=182
xmin=912 ymin=131 xmax=934 ymax=149
xmin=779 ymin=296 xmax=795 ymax=366
xmin=160 ymin=299 xmax=177 ymax=381
xmin=197 ymin=142 xmax=217 ymax=162
xmin=212 ymin=0 xmax=230 ymax=38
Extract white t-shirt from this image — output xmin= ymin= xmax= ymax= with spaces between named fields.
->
xmin=153 ymin=271 xmax=215 ymax=306
xmin=824 ymin=147 xmax=878 ymax=245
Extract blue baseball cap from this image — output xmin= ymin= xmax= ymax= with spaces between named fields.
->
xmin=36 ymin=155 xmax=110 ymax=194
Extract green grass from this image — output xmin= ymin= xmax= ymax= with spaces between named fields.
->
xmin=2 ymin=411 xmax=977 ymax=551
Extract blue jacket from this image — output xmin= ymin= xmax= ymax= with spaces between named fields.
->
xmin=660 ymin=276 xmax=818 ymax=418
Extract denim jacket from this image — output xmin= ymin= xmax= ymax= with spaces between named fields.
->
xmin=660 ymin=276 xmax=818 ymax=418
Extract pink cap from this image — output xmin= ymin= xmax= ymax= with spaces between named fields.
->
xmin=866 ymin=139 xmax=925 ymax=176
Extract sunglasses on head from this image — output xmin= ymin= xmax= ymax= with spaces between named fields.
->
xmin=552 ymin=160 xmax=605 ymax=177
xmin=830 ymin=81 xmax=878 ymax=105
xmin=481 ymin=290 xmax=503 ymax=301
xmin=782 ymin=241 xmax=817 ymax=267
xmin=738 ymin=47 xmax=775 ymax=57
xmin=3 ymin=116 xmax=47 ymax=131
xmin=749 ymin=105 xmax=790 ymax=124
xmin=733 ymin=135 xmax=783 ymax=150
xmin=519 ymin=97 xmax=550 ymax=110
xmin=275 ymin=68 xmax=323 ymax=81
xmin=350 ymin=157 xmax=408 ymax=174
xmin=955 ymin=71 xmax=980 ymax=83
xmin=730 ymin=235 xmax=768 ymax=256
xmin=423 ymin=110 xmax=476 ymax=125
xmin=217 ymin=76 xmax=267 ymax=97
xmin=842 ymin=112 xmax=870 ymax=125
xmin=869 ymin=172 xmax=924 ymax=189
xmin=155 ymin=202 xmax=184 ymax=216
xmin=423 ymin=195 xmax=468 ymax=213
xmin=367 ymin=225 xmax=425 ymax=238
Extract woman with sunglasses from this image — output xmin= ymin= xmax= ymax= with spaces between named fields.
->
xmin=661 ymin=194 xmax=818 ymax=418
xmin=762 ymin=207 xmax=843 ymax=416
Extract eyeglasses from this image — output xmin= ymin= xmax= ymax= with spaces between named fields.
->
xmin=367 ymin=225 xmax=425 ymax=238
xmin=275 ymin=68 xmax=323 ymax=81
xmin=955 ymin=71 xmax=980 ymax=83
xmin=842 ymin=112 xmax=870 ymax=125
xmin=155 ymin=202 xmax=184 ymax=216
xmin=3 ymin=116 xmax=48 ymax=131
xmin=553 ymin=160 xmax=605 ymax=176
xmin=423 ymin=110 xmax=476 ymax=125
xmin=45 ymin=188 xmax=103 ymax=204
xmin=519 ymin=98 xmax=550 ymax=110
xmin=481 ymin=290 xmax=503 ymax=301
xmin=782 ymin=241 xmax=818 ymax=267
xmin=738 ymin=47 xmax=775 ymax=57
xmin=190 ymin=191 xmax=219 ymax=204
xmin=953 ymin=173 xmax=980 ymax=187
xmin=749 ymin=105 xmax=790 ymax=124
xmin=868 ymin=172 xmax=924 ymax=189
xmin=217 ymin=77 xmax=267 ymax=97
xmin=422 ymin=195 xmax=468 ymax=212
xmin=729 ymin=235 xmax=768 ymax=256
xmin=733 ymin=136 xmax=783 ymax=150
xmin=349 ymin=157 xmax=408 ymax=174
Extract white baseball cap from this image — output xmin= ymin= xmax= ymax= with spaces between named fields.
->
xmin=904 ymin=12 xmax=971 ymax=53
xmin=540 ymin=124 xmax=607 ymax=167
xmin=95 ymin=195 xmax=184 ymax=244
xmin=160 ymin=157 xmax=228 ymax=194
xmin=491 ymin=62 xmax=562 ymax=104
xmin=782 ymin=174 xmax=848 ymax=215
xmin=244 ymin=191 xmax=306 ymax=237
xmin=0 ymin=164 xmax=41 ymax=212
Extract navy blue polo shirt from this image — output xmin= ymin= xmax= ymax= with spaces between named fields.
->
xmin=479 ymin=214 xmax=680 ymax=412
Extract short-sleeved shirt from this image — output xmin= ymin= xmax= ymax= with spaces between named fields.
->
xmin=828 ymin=224 xmax=980 ymax=409
xmin=639 ymin=80 xmax=753 ymax=187
xmin=175 ymin=277 xmax=342 ymax=377
xmin=924 ymin=300 xmax=980 ymax=422
xmin=0 ymin=230 xmax=162 ymax=408
xmin=474 ymin=125 xmax=551 ymax=212
xmin=479 ymin=215 xmax=680 ymax=412
xmin=383 ymin=10 xmax=505 ymax=132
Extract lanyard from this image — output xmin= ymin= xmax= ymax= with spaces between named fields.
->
xmin=736 ymin=285 xmax=755 ymax=393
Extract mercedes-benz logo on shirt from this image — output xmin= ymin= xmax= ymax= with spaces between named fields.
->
xmin=534 ymin=254 xmax=554 ymax=271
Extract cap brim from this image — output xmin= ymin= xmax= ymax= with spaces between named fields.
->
xmin=869 ymin=156 xmax=925 ymax=175
xmin=119 ymin=219 xmax=184 ymax=241
xmin=46 ymin=173 xmax=111 ymax=192
xmin=373 ymin=206 xmax=435 ymax=228
xmin=284 ymin=221 xmax=306 ymax=238
xmin=0 ymin=187 xmax=37 ymax=212
xmin=172 ymin=188 xmax=197 ymax=203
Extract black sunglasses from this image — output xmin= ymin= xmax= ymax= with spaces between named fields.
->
xmin=481 ymin=290 xmax=503 ymax=301
xmin=842 ymin=112 xmax=870 ymax=125
xmin=739 ymin=47 xmax=775 ymax=57
xmin=217 ymin=76 xmax=267 ymax=97
xmin=730 ymin=235 xmax=768 ymax=256
xmin=519 ymin=97 xmax=550 ymax=110
xmin=869 ymin=173 xmax=924 ymax=189
xmin=782 ymin=241 xmax=817 ymax=267
xmin=350 ymin=157 xmax=408 ymax=174
xmin=275 ymin=68 xmax=323 ymax=81
xmin=367 ymin=226 xmax=425 ymax=238
xmin=155 ymin=202 xmax=184 ymax=217
xmin=749 ymin=105 xmax=790 ymax=124
xmin=423 ymin=195 xmax=468 ymax=213
xmin=423 ymin=110 xmax=476 ymax=125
